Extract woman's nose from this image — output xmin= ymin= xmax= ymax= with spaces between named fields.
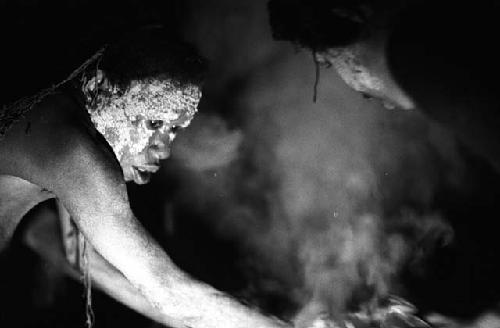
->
xmin=148 ymin=144 xmax=170 ymax=161
xmin=149 ymin=131 xmax=171 ymax=160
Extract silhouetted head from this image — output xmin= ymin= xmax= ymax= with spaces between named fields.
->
xmin=268 ymin=0 xmax=415 ymax=110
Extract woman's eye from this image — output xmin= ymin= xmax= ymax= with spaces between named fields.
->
xmin=146 ymin=120 xmax=164 ymax=130
xmin=361 ymin=92 xmax=374 ymax=100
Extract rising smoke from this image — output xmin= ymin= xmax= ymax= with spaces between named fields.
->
xmin=169 ymin=0 xmax=463 ymax=324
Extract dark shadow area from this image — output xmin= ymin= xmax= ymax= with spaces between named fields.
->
xmin=2 ymin=1 xmax=500 ymax=327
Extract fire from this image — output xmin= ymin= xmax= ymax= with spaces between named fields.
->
xmin=307 ymin=297 xmax=431 ymax=328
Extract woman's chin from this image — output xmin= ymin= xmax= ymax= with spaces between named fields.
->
xmin=122 ymin=167 xmax=150 ymax=184
xmin=131 ymin=166 xmax=152 ymax=184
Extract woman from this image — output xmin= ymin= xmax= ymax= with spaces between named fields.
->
xmin=0 ymin=26 xmax=288 ymax=328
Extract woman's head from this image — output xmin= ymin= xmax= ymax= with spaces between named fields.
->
xmin=84 ymin=26 xmax=207 ymax=184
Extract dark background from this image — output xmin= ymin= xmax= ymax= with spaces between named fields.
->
xmin=1 ymin=1 xmax=500 ymax=327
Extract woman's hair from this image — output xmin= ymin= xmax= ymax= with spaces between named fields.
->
xmin=267 ymin=0 xmax=409 ymax=50
xmin=99 ymin=26 xmax=207 ymax=90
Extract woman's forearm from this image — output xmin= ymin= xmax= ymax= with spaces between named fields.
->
xmin=76 ymin=210 xmax=289 ymax=328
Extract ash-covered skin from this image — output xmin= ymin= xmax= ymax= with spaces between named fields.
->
xmin=86 ymin=75 xmax=201 ymax=184
xmin=315 ymin=30 xmax=415 ymax=110
xmin=316 ymin=47 xmax=384 ymax=95
xmin=314 ymin=39 xmax=415 ymax=111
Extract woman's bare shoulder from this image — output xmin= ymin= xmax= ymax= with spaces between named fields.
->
xmin=0 ymin=91 xmax=124 ymax=201
xmin=1 ymin=93 xmax=84 ymax=169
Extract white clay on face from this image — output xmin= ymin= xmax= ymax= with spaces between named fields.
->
xmin=88 ymin=78 xmax=201 ymax=163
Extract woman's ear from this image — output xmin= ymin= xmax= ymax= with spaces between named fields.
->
xmin=82 ymin=69 xmax=109 ymax=109
xmin=83 ymin=69 xmax=105 ymax=94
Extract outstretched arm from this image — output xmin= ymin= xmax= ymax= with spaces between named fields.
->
xmin=59 ymin=160 xmax=286 ymax=328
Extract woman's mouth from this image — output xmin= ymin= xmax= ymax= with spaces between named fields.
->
xmin=132 ymin=164 xmax=160 ymax=184
xmin=135 ymin=163 xmax=160 ymax=173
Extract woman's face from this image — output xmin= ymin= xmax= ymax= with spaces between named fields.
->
xmin=89 ymin=77 xmax=202 ymax=184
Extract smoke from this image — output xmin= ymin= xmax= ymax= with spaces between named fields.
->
xmin=168 ymin=0 xmax=463 ymax=323
xmin=172 ymin=114 xmax=243 ymax=171
xmin=239 ymin=54 xmax=459 ymax=322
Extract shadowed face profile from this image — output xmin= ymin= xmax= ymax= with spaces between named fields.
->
xmin=314 ymin=41 xmax=415 ymax=111
xmin=86 ymin=73 xmax=202 ymax=184
xmin=267 ymin=0 xmax=415 ymax=111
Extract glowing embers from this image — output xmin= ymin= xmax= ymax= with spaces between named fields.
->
xmin=308 ymin=297 xmax=431 ymax=328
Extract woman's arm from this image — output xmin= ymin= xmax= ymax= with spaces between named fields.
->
xmin=55 ymin=139 xmax=288 ymax=328
xmin=23 ymin=203 xmax=171 ymax=324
